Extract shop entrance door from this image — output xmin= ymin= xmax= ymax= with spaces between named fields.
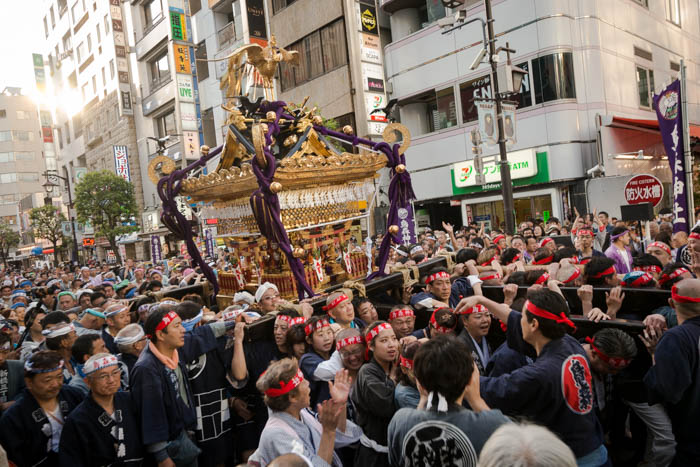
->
xmin=469 ymin=194 xmax=553 ymax=230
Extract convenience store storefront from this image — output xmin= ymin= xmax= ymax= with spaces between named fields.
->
xmin=451 ymin=149 xmax=566 ymax=229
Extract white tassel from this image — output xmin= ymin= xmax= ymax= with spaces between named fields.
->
xmin=426 ymin=391 xmax=449 ymax=412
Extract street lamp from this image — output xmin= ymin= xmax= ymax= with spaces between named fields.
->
xmin=42 ymin=171 xmax=80 ymax=265
xmin=440 ymin=0 xmax=519 ymax=234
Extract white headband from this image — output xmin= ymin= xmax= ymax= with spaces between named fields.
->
xmin=104 ymin=304 xmax=129 ymax=317
xmin=255 ymin=282 xmax=279 ymax=303
xmin=234 ymin=291 xmax=255 ymax=305
xmin=83 ymin=354 xmax=119 ymax=375
xmin=114 ymin=327 xmax=145 ymax=346
xmin=41 ymin=323 xmax=75 ymax=339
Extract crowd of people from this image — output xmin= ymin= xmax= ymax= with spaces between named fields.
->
xmin=0 ymin=208 xmax=698 ymax=467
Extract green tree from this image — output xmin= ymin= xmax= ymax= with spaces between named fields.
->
xmin=0 ymin=222 xmax=20 ymax=268
xmin=75 ymin=170 xmax=138 ymax=264
xmin=29 ymin=205 xmax=67 ymax=266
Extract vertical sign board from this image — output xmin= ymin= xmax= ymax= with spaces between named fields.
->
xmin=176 ymin=74 xmax=194 ymax=102
xmin=109 ymin=0 xmax=133 ymax=116
xmin=169 ymin=7 xmax=187 ymax=41
xmin=32 ymin=53 xmax=46 ymax=92
xmin=246 ymin=0 xmax=268 ymax=46
xmin=151 ymin=235 xmax=162 ymax=262
xmin=173 ymin=44 xmax=191 ymax=74
xmin=113 ymin=145 xmax=131 ymax=182
xmin=355 ymin=2 xmax=387 ymax=136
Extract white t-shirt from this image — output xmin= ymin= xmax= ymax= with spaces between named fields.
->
xmin=618 ymin=247 xmax=632 ymax=271
xmin=46 ymin=406 xmax=64 ymax=452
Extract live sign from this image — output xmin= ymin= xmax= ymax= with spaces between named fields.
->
xmin=624 ymin=174 xmax=664 ymax=207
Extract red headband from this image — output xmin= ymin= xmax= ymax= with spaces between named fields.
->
xmin=426 ymin=271 xmax=450 ymax=284
xmin=525 ymin=300 xmax=576 ymax=331
xmin=336 ymin=335 xmax=363 ymax=351
xmin=480 ymin=259 xmax=496 ymax=266
xmin=562 ymin=268 xmax=581 ymax=284
xmin=579 ymin=257 xmax=592 ymax=265
xmin=323 ymin=294 xmax=349 ymax=312
xmin=533 ymin=255 xmax=554 ymax=265
xmin=658 ymin=267 xmax=689 ymax=286
xmin=399 ymin=356 xmax=413 ymax=370
xmin=154 ymin=311 xmax=178 ymax=335
xmin=621 ymin=272 xmax=653 ymax=287
xmin=577 ymin=229 xmax=594 ymax=237
xmin=540 ymin=237 xmax=554 ymax=247
xmin=264 ymin=368 xmax=304 ymax=397
xmin=591 ymin=266 xmax=615 ymax=279
xmin=277 ymin=315 xmax=307 ymax=326
xmin=430 ymin=308 xmax=455 ymax=333
xmin=492 ymin=234 xmax=505 ymax=244
xmin=671 ymin=285 xmax=700 ymax=303
xmin=366 ymin=322 xmax=393 ymax=343
xmin=508 ymin=254 xmax=521 ymax=264
xmin=648 ymin=242 xmax=671 ymax=256
xmin=480 ymin=272 xmax=501 ymax=281
xmin=634 ymin=265 xmax=662 ymax=274
xmin=585 ymin=337 xmax=631 ymax=369
xmin=389 ymin=308 xmax=414 ymax=320
xmin=689 ymin=232 xmax=700 ymax=240
xmin=304 ymin=318 xmax=330 ymax=337
xmin=458 ymin=304 xmax=488 ymax=315
xmin=534 ymin=273 xmax=550 ymax=285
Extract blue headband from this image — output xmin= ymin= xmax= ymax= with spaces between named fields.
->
xmin=19 ymin=281 xmax=32 ymax=287
xmin=10 ymin=302 xmax=25 ymax=310
xmin=182 ymin=310 xmax=203 ymax=332
xmin=86 ymin=308 xmax=106 ymax=319
xmin=24 ymin=359 xmax=65 ymax=374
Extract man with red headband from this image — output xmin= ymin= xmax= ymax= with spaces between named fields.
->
xmin=324 ymin=292 xmax=364 ymax=329
xmin=575 ymin=227 xmax=605 ymax=262
xmin=130 ymin=305 xmax=236 ymax=466
xmin=647 ymin=241 xmax=673 ymax=267
xmin=457 ymin=304 xmax=492 ymax=375
xmin=456 ymin=287 xmax=608 ymax=465
xmin=644 ymin=278 xmax=700 ymax=466
xmin=410 ymin=267 xmax=453 ymax=309
xmin=388 ymin=305 xmax=416 ymax=339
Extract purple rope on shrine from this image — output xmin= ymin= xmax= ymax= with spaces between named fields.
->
xmin=157 ymin=144 xmax=223 ymax=298
xmin=250 ymin=101 xmax=315 ymax=299
xmin=313 ymin=126 xmax=416 ymax=280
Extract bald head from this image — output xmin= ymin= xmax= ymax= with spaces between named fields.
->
xmin=671 ymin=278 xmax=700 ymax=321
xmin=269 ymin=453 xmax=311 ymax=467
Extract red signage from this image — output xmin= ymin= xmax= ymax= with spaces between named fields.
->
xmin=205 ymin=218 xmax=218 ymax=225
xmin=624 ymin=174 xmax=664 ymax=207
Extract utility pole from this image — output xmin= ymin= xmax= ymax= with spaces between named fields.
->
xmin=485 ymin=0 xmax=515 ymax=234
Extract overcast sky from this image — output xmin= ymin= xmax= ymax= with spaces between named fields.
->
xmin=0 ymin=2 xmax=45 ymax=93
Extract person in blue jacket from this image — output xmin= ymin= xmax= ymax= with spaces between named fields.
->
xmin=130 ymin=304 xmax=234 ymax=466
xmin=643 ymin=278 xmax=700 ymax=466
xmin=0 ymin=350 xmax=84 ymax=466
xmin=455 ymin=286 xmax=608 ymax=467
xmin=59 ymin=352 xmax=143 ymax=466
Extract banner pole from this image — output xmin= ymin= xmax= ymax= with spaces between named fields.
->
xmin=681 ymin=59 xmax=695 ymax=229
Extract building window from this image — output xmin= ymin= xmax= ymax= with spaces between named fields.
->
xmin=109 ymin=59 xmax=115 ymax=79
xmin=156 ymin=109 xmax=177 ymax=138
xmin=65 ymin=122 xmax=71 ymax=144
xmin=50 ymin=6 xmax=56 ymax=27
xmin=459 ymin=64 xmax=532 ymax=124
xmin=12 ymin=131 xmax=34 ymax=142
xmin=104 ymin=14 xmax=110 ymax=34
xmin=57 ymin=128 xmax=63 ymax=149
xmin=96 ymin=24 xmax=101 ymax=43
xmin=0 ymin=131 xmax=9 ymax=142
xmin=82 ymin=82 xmax=88 ymax=101
xmin=0 ymin=174 xmax=17 ymax=184
xmin=87 ymin=33 xmax=92 ymax=53
xmin=149 ymin=52 xmax=170 ymax=91
xmin=195 ymin=41 xmax=209 ymax=81
xmin=666 ymin=0 xmax=680 ymax=25
xmin=631 ymin=0 xmax=648 ymax=6
xmin=76 ymin=41 xmax=86 ymax=62
xmin=0 ymin=152 xmax=12 ymax=163
xmin=280 ymin=19 xmax=348 ymax=92
xmin=189 ymin=0 xmax=201 ymax=15
xmin=636 ymin=66 xmax=655 ymax=109
xmin=16 ymin=110 xmax=31 ymax=120
xmin=143 ymin=0 xmax=163 ymax=30
xmin=16 ymin=152 xmax=35 ymax=161
xmin=18 ymin=173 xmax=39 ymax=182
xmin=44 ymin=16 xmax=49 ymax=37
xmin=58 ymin=0 xmax=67 ymax=17
xmin=0 ymin=110 xmax=6 ymax=118
xmin=92 ymin=75 xmax=97 ymax=94
xmin=670 ymin=61 xmax=681 ymax=72
xmin=532 ymin=52 xmax=576 ymax=104
xmin=272 ymin=0 xmax=297 ymax=14
xmin=63 ymin=32 xmax=72 ymax=52
xmin=102 ymin=66 xmax=106 ymax=86
xmin=432 ymin=87 xmax=457 ymax=131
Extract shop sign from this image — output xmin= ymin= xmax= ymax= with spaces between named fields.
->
xmin=173 ymin=44 xmax=191 ymax=74
xmin=151 ymin=235 xmax=162 ymax=263
xmin=454 ymin=149 xmax=537 ymax=188
xmin=365 ymin=93 xmax=387 ymax=122
xmin=180 ymin=102 xmax=197 ymax=131
xmin=476 ymin=99 xmax=497 ymax=145
xmin=113 ymin=145 xmax=131 ymax=182
xmin=368 ymin=77 xmax=385 ymax=93
xmin=361 ymin=33 xmax=381 ymax=64
xmin=367 ymin=121 xmax=387 ymax=136
xmin=359 ymin=4 xmax=378 ymax=35
xmin=183 ymin=131 xmax=198 ymax=158
xmin=361 ymin=63 xmax=384 ymax=92
xmin=177 ymin=74 xmax=194 ymax=102
xmin=247 ymin=0 xmax=268 ymax=45
xmin=169 ymin=7 xmax=187 ymax=41
xmin=624 ymin=174 xmax=664 ymax=207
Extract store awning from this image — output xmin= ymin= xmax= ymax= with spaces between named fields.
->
xmin=43 ymin=248 xmax=54 ymax=254
xmin=611 ymin=116 xmax=700 ymax=138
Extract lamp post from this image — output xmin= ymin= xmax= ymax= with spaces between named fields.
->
xmin=42 ymin=171 xmax=79 ymax=265
xmin=441 ymin=0 xmax=525 ymax=234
